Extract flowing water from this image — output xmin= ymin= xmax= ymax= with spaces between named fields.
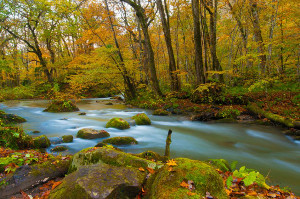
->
xmin=1 ymin=98 xmax=300 ymax=194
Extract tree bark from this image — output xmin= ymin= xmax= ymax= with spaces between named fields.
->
xmin=157 ymin=0 xmax=180 ymax=91
xmin=192 ymin=0 xmax=206 ymax=85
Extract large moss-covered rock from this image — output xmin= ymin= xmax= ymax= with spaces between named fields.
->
xmin=34 ymin=135 xmax=51 ymax=148
xmin=0 ymin=127 xmax=33 ymax=149
xmin=43 ymin=100 xmax=79 ymax=112
xmin=51 ymin=146 xmax=68 ymax=152
xmin=102 ymin=136 xmax=137 ymax=145
xmin=105 ymin=118 xmax=130 ymax=129
xmin=77 ymin=128 xmax=110 ymax=139
xmin=69 ymin=147 xmax=160 ymax=173
xmin=146 ymin=158 xmax=227 ymax=199
xmin=153 ymin=109 xmax=169 ymax=116
xmin=0 ymin=158 xmax=71 ymax=198
xmin=0 ymin=110 xmax=26 ymax=123
xmin=132 ymin=113 xmax=151 ymax=125
xmin=49 ymin=163 xmax=147 ymax=199
xmin=62 ymin=135 xmax=73 ymax=143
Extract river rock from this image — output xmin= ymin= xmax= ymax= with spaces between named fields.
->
xmin=49 ymin=137 xmax=63 ymax=144
xmin=69 ymin=147 xmax=160 ymax=173
xmin=0 ymin=110 xmax=26 ymax=123
xmin=153 ymin=109 xmax=169 ymax=116
xmin=146 ymin=158 xmax=227 ymax=199
xmin=105 ymin=102 xmax=113 ymax=105
xmin=77 ymin=128 xmax=110 ymax=139
xmin=102 ymin=136 xmax=137 ymax=145
xmin=49 ymin=163 xmax=147 ymax=199
xmin=62 ymin=135 xmax=73 ymax=143
xmin=51 ymin=146 xmax=68 ymax=152
xmin=32 ymin=130 xmax=41 ymax=134
xmin=190 ymin=111 xmax=221 ymax=121
xmin=34 ymin=135 xmax=51 ymax=148
xmin=78 ymin=112 xmax=86 ymax=115
xmin=105 ymin=118 xmax=130 ymax=129
xmin=0 ymin=159 xmax=71 ymax=199
xmin=132 ymin=113 xmax=151 ymax=125
xmin=43 ymin=100 xmax=79 ymax=112
xmin=135 ymin=151 xmax=162 ymax=161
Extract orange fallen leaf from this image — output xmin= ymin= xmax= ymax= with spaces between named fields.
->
xmin=20 ymin=190 xmax=30 ymax=199
xmin=139 ymin=167 xmax=145 ymax=172
xmin=180 ymin=181 xmax=189 ymax=189
xmin=166 ymin=159 xmax=177 ymax=166
xmin=247 ymin=191 xmax=258 ymax=196
xmin=168 ymin=167 xmax=173 ymax=172
xmin=187 ymin=191 xmax=196 ymax=196
xmin=147 ymin=167 xmax=155 ymax=174
xmin=52 ymin=181 xmax=62 ymax=190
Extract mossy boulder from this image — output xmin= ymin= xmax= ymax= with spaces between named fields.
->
xmin=153 ymin=109 xmax=169 ymax=116
xmin=32 ymin=130 xmax=40 ymax=134
xmin=0 ymin=127 xmax=33 ymax=149
xmin=105 ymin=118 xmax=130 ymax=129
xmin=51 ymin=146 xmax=68 ymax=152
xmin=146 ymin=158 xmax=227 ymax=199
xmin=102 ymin=136 xmax=137 ymax=145
xmin=132 ymin=113 xmax=151 ymax=125
xmin=49 ymin=163 xmax=147 ymax=199
xmin=77 ymin=128 xmax=110 ymax=139
xmin=69 ymin=147 xmax=161 ymax=173
xmin=43 ymin=100 xmax=79 ymax=113
xmin=62 ymin=135 xmax=73 ymax=143
xmin=34 ymin=135 xmax=51 ymax=148
xmin=0 ymin=111 xmax=26 ymax=123
xmin=78 ymin=112 xmax=86 ymax=115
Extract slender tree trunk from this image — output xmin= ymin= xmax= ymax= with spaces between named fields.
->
xmin=121 ymin=0 xmax=162 ymax=96
xmin=192 ymin=0 xmax=205 ymax=85
xmin=157 ymin=0 xmax=180 ymax=91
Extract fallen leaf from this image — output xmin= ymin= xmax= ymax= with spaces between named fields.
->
xmin=180 ymin=181 xmax=189 ymax=189
xmin=139 ymin=167 xmax=145 ymax=172
xmin=147 ymin=167 xmax=155 ymax=174
xmin=187 ymin=191 xmax=196 ymax=196
xmin=247 ymin=191 xmax=258 ymax=196
xmin=20 ymin=190 xmax=30 ymax=199
xmin=52 ymin=181 xmax=62 ymax=190
xmin=166 ymin=159 xmax=177 ymax=166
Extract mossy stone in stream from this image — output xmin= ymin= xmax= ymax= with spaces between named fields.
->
xmin=135 ymin=151 xmax=162 ymax=161
xmin=132 ymin=113 xmax=151 ymax=125
xmin=146 ymin=158 xmax=227 ymax=199
xmin=153 ymin=109 xmax=170 ymax=116
xmin=0 ymin=111 xmax=26 ymax=124
xmin=62 ymin=135 xmax=73 ymax=143
xmin=43 ymin=100 xmax=79 ymax=113
xmin=51 ymin=146 xmax=68 ymax=152
xmin=77 ymin=128 xmax=110 ymax=139
xmin=105 ymin=118 xmax=130 ymax=129
xmin=32 ymin=131 xmax=41 ymax=134
xmin=34 ymin=135 xmax=51 ymax=148
xmin=102 ymin=136 xmax=137 ymax=145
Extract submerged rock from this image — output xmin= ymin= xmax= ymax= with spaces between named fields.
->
xmin=146 ymin=158 xmax=227 ymax=199
xmin=132 ymin=113 xmax=151 ymax=125
xmin=153 ymin=109 xmax=169 ymax=116
xmin=105 ymin=118 xmax=130 ymax=129
xmin=32 ymin=130 xmax=41 ymax=134
xmin=51 ymin=146 xmax=68 ymax=152
xmin=77 ymin=128 xmax=110 ymax=139
xmin=78 ymin=112 xmax=86 ymax=115
xmin=49 ymin=137 xmax=63 ymax=144
xmin=49 ymin=163 xmax=146 ymax=199
xmin=43 ymin=100 xmax=79 ymax=113
xmin=62 ymin=135 xmax=73 ymax=143
xmin=102 ymin=136 xmax=137 ymax=145
xmin=105 ymin=102 xmax=113 ymax=105
xmin=34 ymin=135 xmax=51 ymax=148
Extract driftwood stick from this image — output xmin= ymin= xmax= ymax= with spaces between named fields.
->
xmin=164 ymin=129 xmax=173 ymax=159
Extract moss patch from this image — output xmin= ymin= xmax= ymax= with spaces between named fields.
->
xmin=105 ymin=118 xmax=130 ymax=129
xmin=0 ymin=111 xmax=26 ymax=124
xmin=77 ymin=128 xmax=110 ymax=139
xmin=51 ymin=146 xmax=67 ymax=152
xmin=147 ymin=158 xmax=227 ymax=199
xmin=135 ymin=151 xmax=162 ymax=161
xmin=132 ymin=113 xmax=151 ymax=125
xmin=102 ymin=136 xmax=137 ymax=145
xmin=153 ymin=109 xmax=169 ymax=116
xmin=43 ymin=100 xmax=79 ymax=113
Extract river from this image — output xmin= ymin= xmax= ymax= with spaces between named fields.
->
xmin=1 ymin=98 xmax=299 ymax=194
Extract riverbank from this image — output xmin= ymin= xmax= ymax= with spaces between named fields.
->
xmin=0 ymin=110 xmax=299 ymax=198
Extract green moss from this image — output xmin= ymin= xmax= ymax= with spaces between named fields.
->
xmin=153 ymin=109 xmax=169 ymax=116
xmin=34 ymin=135 xmax=51 ymax=148
xmin=62 ymin=135 xmax=73 ymax=143
xmin=76 ymin=129 xmax=110 ymax=139
xmin=43 ymin=100 xmax=79 ymax=113
xmin=0 ymin=111 xmax=26 ymax=124
xmin=105 ymin=118 xmax=130 ymax=129
xmin=51 ymin=146 xmax=68 ymax=152
xmin=132 ymin=113 xmax=151 ymax=125
xmin=147 ymin=158 xmax=227 ymax=199
xmin=0 ymin=127 xmax=34 ymax=149
xmin=102 ymin=136 xmax=137 ymax=145
xmin=135 ymin=151 xmax=162 ymax=161
xmin=206 ymin=159 xmax=231 ymax=172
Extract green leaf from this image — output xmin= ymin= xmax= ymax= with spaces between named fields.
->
xmin=226 ymin=176 xmax=233 ymax=188
xmin=243 ymin=171 xmax=257 ymax=186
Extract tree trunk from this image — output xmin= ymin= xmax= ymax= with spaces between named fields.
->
xmin=157 ymin=0 xmax=180 ymax=91
xmin=192 ymin=0 xmax=205 ymax=85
